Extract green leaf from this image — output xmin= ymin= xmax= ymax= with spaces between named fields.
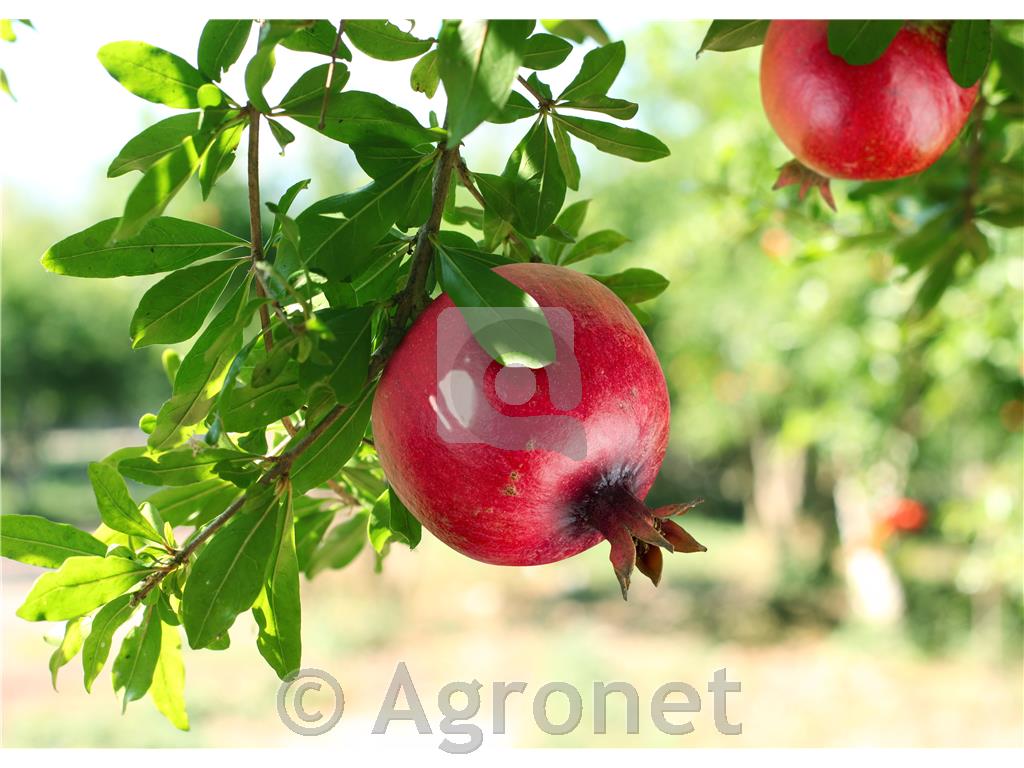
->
xmin=561 ymin=229 xmax=630 ymax=265
xmin=0 ymin=68 xmax=13 ymax=100
xmin=130 ymin=260 xmax=240 ymax=348
xmin=150 ymin=622 xmax=189 ymax=730
xmin=220 ymin=362 xmax=305 ymax=434
xmin=198 ymin=20 xmax=252 ymax=81
xmin=253 ymin=492 xmax=301 ymax=679
xmin=199 ymin=119 xmax=246 ymax=199
xmin=827 ymin=21 xmax=903 ymax=66
xmin=120 ymin=448 xmax=249 ymax=486
xmin=503 ymin=119 xmax=567 ymax=237
xmin=147 ymin=283 xmax=253 ymax=451
xmin=0 ymin=514 xmax=107 ymax=568
xmin=526 ymin=72 xmax=553 ymax=101
xmin=554 ymin=114 xmax=670 ymax=162
xmin=410 ymin=49 xmax=440 ymax=97
xmin=346 ymin=19 xmax=432 ymax=60
xmin=280 ymin=20 xmax=351 ymax=58
xmin=278 ymin=62 xmax=349 ymax=111
xmin=87 ymin=462 xmax=163 ymax=542
xmin=244 ymin=21 xmax=303 ymax=113
xmin=559 ymin=96 xmax=638 ymax=120
xmin=290 ymin=387 xmax=375 ymax=494
xmin=285 ymin=90 xmax=439 ymax=146
xmin=488 ymin=90 xmax=538 ymax=124
xmin=181 ymin=484 xmax=281 ymax=648
xmin=437 ymin=19 xmax=534 ymax=145
xmin=81 ymin=594 xmax=135 ymax=692
xmin=591 ymin=267 xmax=669 ymax=303
xmin=367 ymin=489 xmax=421 ymax=553
xmin=98 ymin=42 xmax=209 ymax=108
xmin=16 ymin=556 xmax=152 ymax=622
xmin=554 ymin=199 xmax=589 ymax=237
xmin=305 ymin=512 xmax=367 ymax=578
xmin=523 ymin=33 xmax=573 ymax=70
xmin=552 ymin=120 xmax=581 ymax=191
xmin=295 ymin=510 xmax=335 ymax=573
xmin=41 ymin=217 xmax=248 ymax=278
xmin=49 ymin=618 xmax=85 ymax=691
xmin=558 ymin=40 xmax=625 ymax=101
xmin=299 ymin=307 xmax=374 ymax=404
xmin=697 ymin=20 xmax=770 ymax=55
xmin=541 ymin=20 xmax=610 ymax=45
xmin=947 ymin=20 xmax=991 ymax=87
xmin=112 ymin=605 xmax=162 ymax=712
xmin=107 ymin=113 xmax=201 ymax=178
xmin=268 ymin=118 xmax=296 ymax=154
xmin=146 ymin=480 xmax=239 ymax=527
xmin=436 ymin=242 xmax=555 ymax=367
xmin=113 ymin=135 xmax=212 ymax=240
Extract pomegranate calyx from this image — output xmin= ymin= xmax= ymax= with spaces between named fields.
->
xmin=772 ymin=158 xmax=837 ymax=211
xmin=584 ymin=485 xmax=705 ymax=600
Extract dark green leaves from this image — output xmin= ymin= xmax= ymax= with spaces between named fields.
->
xmin=87 ymin=462 xmax=163 ymax=542
xmin=41 ymin=217 xmax=247 ymax=278
xmin=437 ymin=20 xmax=534 ymax=144
xmin=523 ymin=34 xmax=572 ymax=70
xmin=82 ymin=594 xmax=135 ymax=692
xmin=346 ymin=20 xmax=432 ymax=61
xmin=129 ymin=260 xmax=240 ymax=348
xmin=253 ymin=491 xmax=301 ymax=679
xmin=436 ymin=242 xmax=555 ymax=367
xmin=827 ymin=21 xmax=903 ymax=66
xmin=279 ymin=63 xmax=349 ymax=111
xmin=290 ymin=387 xmax=376 ymax=494
xmin=947 ymin=21 xmax=991 ymax=87
xmin=107 ymin=113 xmax=201 ymax=177
xmin=503 ymin=119 xmax=567 ymax=237
xmin=197 ymin=20 xmax=252 ymax=81
xmin=98 ymin=42 xmax=210 ymax=108
xmin=0 ymin=514 xmax=107 ymax=568
xmin=16 ymin=555 xmax=152 ymax=622
xmin=112 ymin=605 xmax=162 ymax=711
xmin=592 ymin=268 xmax=669 ymax=303
xmin=300 ymin=307 xmax=374 ymax=404
xmin=367 ymin=489 xmax=421 ymax=552
xmin=286 ymin=90 xmax=439 ymax=146
xmin=697 ymin=21 xmax=770 ymax=55
xmin=561 ymin=230 xmax=630 ymax=265
xmin=553 ymin=114 xmax=670 ymax=162
xmin=558 ymin=40 xmax=625 ymax=101
xmin=181 ymin=485 xmax=282 ymax=649
xmin=305 ymin=512 xmax=367 ymax=577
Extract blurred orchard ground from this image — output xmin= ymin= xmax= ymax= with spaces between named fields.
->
xmin=1 ymin=19 xmax=1021 ymax=747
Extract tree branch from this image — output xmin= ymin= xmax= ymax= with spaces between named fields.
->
xmin=318 ymin=20 xmax=347 ymax=130
xmin=133 ymin=144 xmax=459 ymax=604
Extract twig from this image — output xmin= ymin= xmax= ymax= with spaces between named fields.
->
xmin=245 ymin=105 xmax=276 ymax=355
xmin=517 ymin=74 xmax=552 ymax=108
xmin=318 ymin=20 xmax=347 ymax=130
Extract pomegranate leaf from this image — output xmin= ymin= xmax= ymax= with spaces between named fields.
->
xmin=81 ymin=595 xmax=135 ymax=692
xmin=112 ymin=605 xmax=162 ymax=712
xmin=553 ymin=114 xmax=670 ymax=162
xmin=0 ymin=514 xmax=107 ymax=568
xmin=48 ymin=619 xmax=85 ymax=691
xmin=368 ymin=489 xmax=422 ymax=553
xmin=410 ymin=49 xmax=440 ymax=97
xmin=436 ymin=242 xmax=556 ymax=368
xmin=87 ymin=461 xmax=163 ymax=542
xmin=437 ymin=20 xmax=534 ymax=145
xmin=98 ymin=41 xmax=210 ymax=108
xmin=540 ymin=20 xmax=610 ymax=46
xmin=947 ymin=20 xmax=992 ymax=88
xmin=305 ymin=512 xmax=368 ymax=578
xmin=107 ymin=113 xmax=201 ymax=178
xmin=487 ymin=90 xmax=538 ymax=124
xmin=144 ymin=480 xmax=240 ymax=528
xmin=697 ymin=21 xmax=770 ymax=55
xmin=502 ymin=118 xmax=567 ymax=236
xmin=346 ymin=20 xmax=432 ymax=61
xmin=284 ymin=90 xmax=441 ymax=147
xmin=522 ymin=33 xmax=573 ymax=70
xmin=253 ymin=490 xmax=301 ymax=680
xmin=279 ymin=20 xmax=351 ymax=59
xmin=558 ymin=40 xmax=625 ymax=101
xmin=181 ymin=484 xmax=282 ymax=649
xmin=827 ymin=21 xmax=902 ymax=66
xmin=197 ymin=20 xmax=252 ymax=82
xmin=149 ymin=622 xmax=189 ymax=730
xmin=560 ymin=229 xmax=630 ymax=266
xmin=16 ymin=555 xmax=153 ymax=622
xmin=289 ymin=387 xmax=375 ymax=494
xmin=591 ymin=268 xmax=669 ymax=304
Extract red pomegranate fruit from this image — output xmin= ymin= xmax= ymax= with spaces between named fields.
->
xmin=371 ymin=262 xmax=704 ymax=598
xmin=760 ymin=21 xmax=979 ymax=208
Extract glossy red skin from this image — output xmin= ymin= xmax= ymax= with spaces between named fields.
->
xmin=760 ymin=21 xmax=978 ymax=180
xmin=372 ymin=263 xmax=670 ymax=566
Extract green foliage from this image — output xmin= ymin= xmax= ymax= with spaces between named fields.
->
xmin=0 ymin=514 xmax=108 ymax=567
xmin=827 ymin=21 xmax=903 ymax=66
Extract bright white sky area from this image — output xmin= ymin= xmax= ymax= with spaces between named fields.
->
xmin=0 ymin=18 xmax=650 ymax=227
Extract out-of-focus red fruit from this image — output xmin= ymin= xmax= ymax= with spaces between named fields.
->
xmin=371 ymin=263 xmax=704 ymax=598
xmin=760 ymin=21 xmax=979 ymax=207
xmin=884 ymin=498 xmax=929 ymax=533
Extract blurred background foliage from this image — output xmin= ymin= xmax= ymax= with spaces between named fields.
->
xmin=1 ymin=19 xmax=1021 ymax=746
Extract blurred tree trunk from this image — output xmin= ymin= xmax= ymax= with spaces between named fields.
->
xmin=749 ymin=434 xmax=806 ymax=535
